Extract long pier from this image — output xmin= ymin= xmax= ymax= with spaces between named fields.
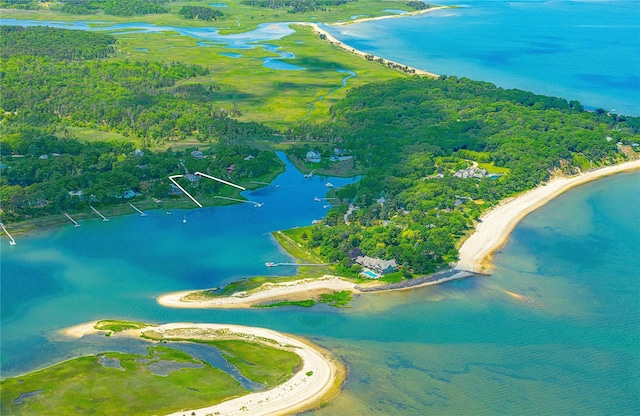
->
xmin=64 ymin=213 xmax=81 ymax=227
xmin=168 ymin=175 xmax=202 ymax=208
xmin=129 ymin=203 xmax=147 ymax=216
xmin=195 ymin=172 xmax=245 ymax=190
xmin=0 ymin=222 xmax=17 ymax=245
xmin=90 ymin=206 xmax=109 ymax=221
xmin=214 ymin=196 xmax=263 ymax=207
xmin=265 ymin=262 xmax=330 ymax=267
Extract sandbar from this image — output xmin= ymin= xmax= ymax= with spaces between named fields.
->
xmin=63 ymin=321 xmax=344 ymax=416
xmin=456 ymin=160 xmax=640 ymax=273
xmin=334 ymin=5 xmax=449 ymax=26
xmin=158 ymin=275 xmax=358 ymax=309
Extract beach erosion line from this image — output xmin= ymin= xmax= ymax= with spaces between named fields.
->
xmin=456 ymin=160 xmax=640 ymax=273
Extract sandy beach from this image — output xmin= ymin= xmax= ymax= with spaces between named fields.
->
xmin=456 ymin=160 xmax=640 ymax=273
xmin=334 ymin=5 xmax=448 ymax=26
xmin=63 ymin=321 xmax=344 ymax=416
xmin=299 ymin=16 xmax=441 ymax=78
xmin=158 ymin=275 xmax=358 ymax=309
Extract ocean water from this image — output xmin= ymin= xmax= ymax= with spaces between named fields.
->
xmin=1 ymin=3 xmax=640 ymax=414
xmin=2 ymin=165 xmax=638 ymax=414
xmin=323 ymin=0 xmax=640 ymax=116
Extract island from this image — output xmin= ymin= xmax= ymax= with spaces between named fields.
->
xmin=1 ymin=320 xmax=345 ymax=415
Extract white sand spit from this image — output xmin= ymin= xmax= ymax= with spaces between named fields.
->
xmin=157 ymin=275 xmax=357 ymax=309
xmin=61 ymin=321 xmax=342 ymax=416
xmin=157 ymin=323 xmax=340 ymax=416
xmin=298 ymin=22 xmax=439 ymax=78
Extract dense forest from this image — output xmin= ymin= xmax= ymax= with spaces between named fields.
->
xmin=0 ymin=131 xmax=281 ymax=221
xmin=0 ymin=25 xmax=116 ymax=60
xmin=1 ymin=27 xmax=273 ymax=146
xmin=0 ymin=27 xmax=282 ymax=221
xmin=178 ymin=5 xmax=224 ymax=21
xmin=241 ymin=0 xmax=356 ymax=13
xmin=286 ymin=77 xmax=640 ymax=275
xmin=0 ymin=0 xmax=174 ymax=15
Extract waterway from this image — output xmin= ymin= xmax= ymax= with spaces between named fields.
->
xmin=1 ymin=3 xmax=639 ymax=414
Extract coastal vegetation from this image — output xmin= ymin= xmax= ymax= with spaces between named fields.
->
xmin=1 ymin=5 xmax=639 ymax=277
xmin=255 ymin=290 xmax=352 ymax=308
xmin=0 ymin=321 xmax=305 ymax=415
xmin=0 ymin=0 xmax=435 ymax=33
xmin=0 ymin=346 xmax=248 ymax=415
xmin=178 ymin=5 xmax=224 ymax=20
xmin=283 ymin=77 xmax=640 ymax=275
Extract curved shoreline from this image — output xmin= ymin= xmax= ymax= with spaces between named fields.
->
xmin=298 ymin=18 xmax=441 ymax=78
xmin=334 ymin=5 xmax=449 ymax=26
xmin=63 ymin=321 xmax=344 ymax=416
xmin=158 ymin=275 xmax=359 ymax=309
xmin=456 ymin=160 xmax=640 ymax=273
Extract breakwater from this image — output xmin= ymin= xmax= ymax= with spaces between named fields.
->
xmin=355 ymin=269 xmax=476 ymax=292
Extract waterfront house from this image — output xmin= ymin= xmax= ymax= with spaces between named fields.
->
xmin=355 ymin=255 xmax=398 ymax=275
xmin=306 ymin=150 xmax=322 ymax=163
xmin=453 ymin=166 xmax=487 ymax=179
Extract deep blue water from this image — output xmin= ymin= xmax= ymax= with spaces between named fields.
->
xmin=323 ymin=0 xmax=640 ymax=115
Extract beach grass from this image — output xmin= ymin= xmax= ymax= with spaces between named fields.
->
xmin=95 ymin=319 xmax=149 ymax=332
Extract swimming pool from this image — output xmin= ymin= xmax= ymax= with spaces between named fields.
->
xmin=363 ymin=269 xmax=379 ymax=279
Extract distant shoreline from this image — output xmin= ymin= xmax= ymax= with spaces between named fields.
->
xmin=456 ymin=159 xmax=640 ymax=273
xmin=298 ymin=6 xmax=447 ymax=79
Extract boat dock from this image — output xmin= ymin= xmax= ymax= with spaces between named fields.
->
xmin=129 ymin=203 xmax=147 ymax=216
xmin=214 ymin=196 xmax=263 ymax=207
xmin=64 ymin=213 xmax=81 ymax=227
xmin=0 ymin=222 xmax=17 ymax=245
xmin=195 ymin=172 xmax=245 ymax=190
xmin=90 ymin=206 xmax=109 ymax=221
xmin=251 ymin=181 xmax=279 ymax=188
xmin=265 ymin=262 xmax=330 ymax=267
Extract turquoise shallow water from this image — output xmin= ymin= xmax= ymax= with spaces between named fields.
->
xmin=2 ymin=159 xmax=638 ymax=414
xmin=2 ymin=2 xmax=640 ymax=413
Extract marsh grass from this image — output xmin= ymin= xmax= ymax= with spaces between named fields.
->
xmin=0 ymin=347 xmax=248 ymax=415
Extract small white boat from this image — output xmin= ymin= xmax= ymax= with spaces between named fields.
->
xmin=314 ymin=197 xmax=321 ymax=202
xmin=325 ymin=182 xmax=333 ymax=188
xmin=265 ymin=262 xmax=277 ymax=267
xmin=183 ymin=214 xmax=187 ymax=224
